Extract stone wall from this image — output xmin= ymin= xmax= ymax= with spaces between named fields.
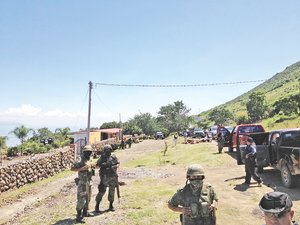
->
xmin=0 ymin=146 xmax=75 ymax=193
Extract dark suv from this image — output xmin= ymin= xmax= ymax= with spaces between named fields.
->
xmin=155 ymin=131 xmax=165 ymax=139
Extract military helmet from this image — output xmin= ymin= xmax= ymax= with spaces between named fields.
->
xmin=186 ymin=164 xmax=205 ymax=178
xmin=82 ymin=145 xmax=93 ymax=159
xmin=103 ymin=144 xmax=112 ymax=152
xmin=82 ymin=145 xmax=93 ymax=152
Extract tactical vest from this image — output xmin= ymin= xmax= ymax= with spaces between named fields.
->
xmin=72 ymin=160 xmax=93 ymax=183
xmin=181 ymin=183 xmax=213 ymax=224
xmin=98 ymin=154 xmax=118 ymax=176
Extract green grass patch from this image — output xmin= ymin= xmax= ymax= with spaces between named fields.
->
xmin=123 ymin=143 xmax=223 ymax=168
xmin=121 ymin=177 xmax=179 ymax=225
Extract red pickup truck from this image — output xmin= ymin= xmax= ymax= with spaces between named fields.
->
xmin=217 ymin=124 xmax=265 ymax=153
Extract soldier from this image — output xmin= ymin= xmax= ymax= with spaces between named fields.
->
xmin=259 ymin=191 xmax=298 ymax=225
xmin=95 ymin=144 xmax=120 ymax=212
xmin=71 ymin=145 xmax=95 ymax=223
xmin=168 ymin=164 xmax=218 ymax=225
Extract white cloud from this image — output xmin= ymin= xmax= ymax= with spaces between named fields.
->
xmin=0 ymin=104 xmax=128 ymax=129
xmin=0 ymin=104 xmax=86 ymax=127
xmin=4 ymin=104 xmax=42 ymax=116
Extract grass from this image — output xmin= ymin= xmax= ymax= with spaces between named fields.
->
xmin=123 ymin=142 xmax=223 ymax=168
xmin=120 ymin=177 xmax=178 ymax=225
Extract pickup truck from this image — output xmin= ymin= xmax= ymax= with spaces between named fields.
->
xmin=217 ymin=124 xmax=265 ymax=153
xmin=237 ymin=129 xmax=300 ymax=188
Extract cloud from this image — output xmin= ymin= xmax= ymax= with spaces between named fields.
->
xmin=0 ymin=104 xmax=86 ymax=127
xmin=3 ymin=104 xmax=42 ymax=116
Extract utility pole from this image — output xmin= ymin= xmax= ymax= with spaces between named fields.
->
xmin=87 ymin=81 xmax=93 ymax=145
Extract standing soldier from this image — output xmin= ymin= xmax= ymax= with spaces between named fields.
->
xmin=95 ymin=144 xmax=120 ymax=212
xmin=168 ymin=164 xmax=218 ymax=225
xmin=71 ymin=145 xmax=95 ymax=223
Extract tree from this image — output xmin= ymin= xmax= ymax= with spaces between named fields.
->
xmin=10 ymin=125 xmax=34 ymax=144
xmin=208 ymin=107 xmax=234 ymax=125
xmin=133 ymin=113 xmax=159 ymax=135
xmin=157 ymin=101 xmax=191 ymax=132
xmin=10 ymin=125 xmax=35 ymax=155
xmin=30 ymin=127 xmax=54 ymax=142
xmin=0 ymin=136 xmax=7 ymax=164
xmin=54 ymin=127 xmax=71 ymax=147
xmin=100 ymin=121 xmax=121 ymax=129
xmin=122 ymin=120 xmax=143 ymax=135
xmin=246 ymin=92 xmax=267 ymax=122
xmin=55 ymin=127 xmax=71 ymax=138
xmin=272 ymin=94 xmax=300 ymax=116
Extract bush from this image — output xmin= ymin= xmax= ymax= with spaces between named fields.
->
xmin=7 ymin=147 xmax=19 ymax=157
xmin=19 ymin=141 xmax=50 ymax=154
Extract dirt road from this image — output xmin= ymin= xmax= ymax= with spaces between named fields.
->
xmin=1 ymin=139 xmax=300 ymax=225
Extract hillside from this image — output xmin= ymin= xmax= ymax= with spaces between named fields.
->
xmin=200 ymin=61 xmax=300 ymax=129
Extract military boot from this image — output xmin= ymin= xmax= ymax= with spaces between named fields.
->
xmin=109 ymin=202 xmax=115 ymax=211
xmin=76 ymin=210 xmax=84 ymax=223
xmin=82 ymin=208 xmax=93 ymax=217
xmin=94 ymin=202 xmax=100 ymax=213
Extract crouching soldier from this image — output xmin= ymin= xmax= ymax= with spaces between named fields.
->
xmin=168 ymin=164 xmax=218 ymax=225
xmin=71 ymin=145 xmax=95 ymax=223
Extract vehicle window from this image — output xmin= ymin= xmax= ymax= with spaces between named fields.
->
xmin=271 ymin=133 xmax=280 ymax=145
xmin=238 ymin=126 xmax=264 ymax=134
xmin=281 ymin=132 xmax=300 ymax=147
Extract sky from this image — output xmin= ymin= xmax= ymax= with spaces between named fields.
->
xmin=1 ymin=1 xmax=300 ymax=146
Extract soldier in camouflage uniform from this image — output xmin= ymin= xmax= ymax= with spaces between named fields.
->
xmin=95 ymin=144 xmax=119 ymax=212
xmin=168 ymin=164 xmax=218 ymax=225
xmin=71 ymin=145 xmax=95 ymax=223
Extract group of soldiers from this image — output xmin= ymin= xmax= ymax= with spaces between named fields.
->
xmin=71 ymin=144 xmax=119 ymax=223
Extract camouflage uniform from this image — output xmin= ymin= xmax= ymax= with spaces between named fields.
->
xmin=95 ymin=145 xmax=119 ymax=212
xmin=71 ymin=145 xmax=94 ymax=222
xmin=169 ymin=183 xmax=218 ymax=225
xmin=168 ymin=164 xmax=218 ymax=225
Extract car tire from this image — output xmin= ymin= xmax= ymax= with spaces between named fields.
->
xmin=281 ymin=164 xmax=296 ymax=188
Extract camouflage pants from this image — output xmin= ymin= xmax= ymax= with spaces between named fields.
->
xmin=182 ymin=216 xmax=213 ymax=225
xmin=95 ymin=182 xmax=116 ymax=203
xmin=76 ymin=182 xmax=89 ymax=211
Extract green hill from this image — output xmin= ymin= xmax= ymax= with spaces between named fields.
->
xmin=200 ymin=61 xmax=300 ymax=130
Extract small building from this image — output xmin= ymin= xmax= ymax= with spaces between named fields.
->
xmin=70 ymin=128 xmax=122 ymax=146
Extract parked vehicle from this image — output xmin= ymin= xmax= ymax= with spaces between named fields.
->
xmin=192 ymin=128 xmax=206 ymax=138
xmin=209 ymin=126 xmax=218 ymax=139
xmin=217 ymin=124 xmax=265 ymax=153
xmin=237 ymin=129 xmax=300 ymax=188
xmin=155 ymin=131 xmax=165 ymax=139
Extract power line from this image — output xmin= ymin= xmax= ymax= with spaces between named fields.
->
xmin=95 ymin=79 xmax=265 ymax=88
xmin=93 ymin=90 xmax=117 ymax=115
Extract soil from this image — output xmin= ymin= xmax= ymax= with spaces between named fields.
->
xmin=1 ymin=139 xmax=300 ymax=225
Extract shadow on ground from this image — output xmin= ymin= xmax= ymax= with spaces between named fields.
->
xmin=52 ymin=218 xmax=76 ymax=225
xmin=226 ymin=167 xmax=300 ymax=201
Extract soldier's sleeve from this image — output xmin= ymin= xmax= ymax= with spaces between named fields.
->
xmin=111 ymin=154 xmax=119 ymax=164
xmin=71 ymin=161 xmax=82 ymax=170
xmin=96 ymin=157 xmax=102 ymax=167
xmin=209 ymin=185 xmax=218 ymax=202
xmin=168 ymin=188 xmax=184 ymax=207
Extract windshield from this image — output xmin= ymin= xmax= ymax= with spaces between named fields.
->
xmin=238 ymin=126 xmax=264 ymax=134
